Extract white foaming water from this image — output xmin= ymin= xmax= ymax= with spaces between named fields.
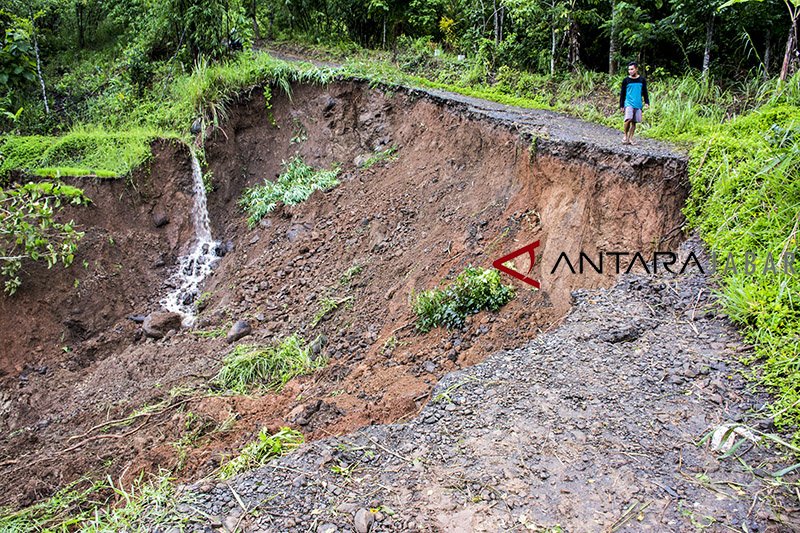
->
xmin=161 ymin=151 xmax=220 ymax=325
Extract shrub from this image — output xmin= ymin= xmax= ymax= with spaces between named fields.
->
xmin=238 ymin=156 xmax=340 ymax=227
xmin=0 ymin=181 xmax=90 ymax=294
xmin=219 ymin=427 xmax=304 ymax=479
xmin=213 ymin=334 xmax=326 ymax=394
xmin=413 ymin=266 xmax=515 ymax=332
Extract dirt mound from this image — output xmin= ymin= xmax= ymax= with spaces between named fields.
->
xmin=0 ymin=80 xmax=687 ymax=509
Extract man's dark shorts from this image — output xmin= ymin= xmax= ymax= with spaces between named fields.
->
xmin=624 ymin=106 xmax=643 ymax=123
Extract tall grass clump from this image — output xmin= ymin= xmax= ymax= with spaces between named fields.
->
xmin=239 ymin=156 xmax=341 ymax=227
xmin=218 ymin=427 xmax=304 ymax=479
xmin=0 ymin=472 xmax=185 ymax=532
xmin=213 ymin=334 xmax=326 ymax=394
xmin=413 ymin=266 xmax=515 ymax=333
xmin=685 ymin=103 xmax=800 ymax=439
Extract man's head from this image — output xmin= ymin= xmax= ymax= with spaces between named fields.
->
xmin=627 ymin=62 xmax=639 ymax=77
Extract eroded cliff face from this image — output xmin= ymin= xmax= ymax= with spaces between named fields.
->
xmin=0 ymin=79 xmax=687 ymax=508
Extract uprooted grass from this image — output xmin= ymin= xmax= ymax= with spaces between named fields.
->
xmin=213 ymin=334 xmax=326 ymax=394
xmin=0 ymin=472 xmax=190 ymax=532
xmin=218 ymin=427 xmax=305 ymax=479
xmin=239 ymin=156 xmax=341 ymax=227
xmin=413 ymin=266 xmax=515 ymax=333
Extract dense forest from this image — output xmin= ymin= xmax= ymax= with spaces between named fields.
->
xmin=1 ymin=0 xmax=799 ymax=133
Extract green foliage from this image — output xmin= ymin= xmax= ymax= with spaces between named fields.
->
xmin=359 ymin=145 xmax=398 ymax=169
xmin=219 ymin=427 xmax=304 ymax=479
xmin=239 ymin=156 xmax=341 ymax=227
xmin=413 ymin=266 xmax=515 ymax=333
xmin=311 ymin=296 xmax=354 ymax=327
xmin=0 ymin=180 xmax=90 ymax=294
xmin=213 ymin=334 xmax=327 ymax=394
xmin=0 ymin=12 xmax=36 ymax=120
xmin=0 ymin=128 xmax=162 ymax=178
xmin=340 ymin=263 xmax=364 ymax=285
xmin=685 ymin=103 xmax=800 ymax=439
xmin=0 ymin=472 xmax=185 ymax=532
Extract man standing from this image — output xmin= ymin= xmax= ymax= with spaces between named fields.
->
xmin=619 ymin=61 xmax=649 ymax=145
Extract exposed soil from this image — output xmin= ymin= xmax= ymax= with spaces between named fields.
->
xmin=164 ymin=240 xmax=800 ymax=532
xmin=0 ymin=79 xmax=688 ymax=513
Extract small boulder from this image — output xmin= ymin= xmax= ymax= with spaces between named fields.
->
xmin=152 ymin=211 xmax=169 ymax=228
xmin=190 ymin=117 xmax=203 ymax=135
xmin=226 ymin=320 xmax=252 ymax=343
xmin=354 ymin=508 xmax=374 ymax=533
xmin=322 ymin=96 xmax=336 ymax=115
xmin=142 ymin=312 xmax=183 ymax=339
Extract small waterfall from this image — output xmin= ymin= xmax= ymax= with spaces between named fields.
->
xmin=161 ymin=150 xmax=221 ymax=325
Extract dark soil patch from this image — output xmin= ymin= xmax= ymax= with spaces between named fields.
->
xmin=0 ymin=80 xmax=687 ymax=510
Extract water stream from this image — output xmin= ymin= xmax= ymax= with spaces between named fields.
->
xmin=161 ymin=150 xmax=221 ymax=325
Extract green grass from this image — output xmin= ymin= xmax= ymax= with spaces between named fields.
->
xmin=0 ymin=128 xmax=163 ymax=179
xmin=311 ymin=296 xmax=354 ymax=327
xmin=213 ymin=334 xmax=326 ymax=394
xmin=239 ymin=156 xmax=341 ymax=227
xmin=413 ymin=266 xmax=515 ymax=333
xmin=1 ymin=51 xmax=337 ymax=180
xmin=0 ymin=472 xmax=187 ymax=532
xmin=218 ymin=427 xmax=304 ymax=479
xmin=339 ymin=264 xmax=364 ymax=285
xmin=684 ymin=104 xmax=800 ymax=439
xmin=359 ymin=145 xmax=398 ymax=169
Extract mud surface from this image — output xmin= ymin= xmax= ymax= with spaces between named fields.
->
xmin=163 ymin=241 xmax=798 ymax=532
xmin=0 ymin=76 xmax=704 ymax=518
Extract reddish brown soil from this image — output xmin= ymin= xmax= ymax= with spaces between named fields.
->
xmin=0 ymin=80 xmax=686 ymax=510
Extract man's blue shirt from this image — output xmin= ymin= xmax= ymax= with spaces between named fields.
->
xmin=620 ymin=76 xmax=649 ymax=109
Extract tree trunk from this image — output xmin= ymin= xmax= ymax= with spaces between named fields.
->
xmin=27 ymin=8 xmax=49 ymax=115
xmin=551 ymin=26 xmax=556 ymax=76
xmin=252 ymin=0 xmax=260 ymax=40
xmin=568 ymin=16 xmax=580 ymax=69
xmin=76 ymin=2 xmax=85 ymax=48
xmin=702 ymin=15 xmax=714 ymax=78
xmin=780 ymin=11 xmax=799 ymax=81
xmin=764 ymin=30 xmax=771 ymax=79
xmin=493 ymin=0 xmax=500 ymax=44
xmin=32 ymin=29 xmax=49 ymax=114
xmin=499 ymin=5 xmax=504 ymax=43
xmin=609 ymin=1 xmax=618 ymax=75
xmin=382 ymin=16 xmax=386 ymax=48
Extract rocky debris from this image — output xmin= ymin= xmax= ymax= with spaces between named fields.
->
xmin=226 ymin=320 xmax=252 ymax=343
xmin=157 ymin=239 xmax=794 ymax=532
xmin=215 ymin=240 xmax=234 ymax=257
xmin=142 ymin=311 xmax=183 ymax=339
xmin=310 ymin=334 xmax=327 ymax=359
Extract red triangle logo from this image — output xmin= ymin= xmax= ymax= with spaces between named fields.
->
xmin=492 ymin=240 xmax=541 ymax=289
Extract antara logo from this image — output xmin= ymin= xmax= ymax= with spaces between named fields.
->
xmin=492 ymin=241 xmax=541 ymax=289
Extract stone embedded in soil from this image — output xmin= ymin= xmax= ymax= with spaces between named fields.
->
xmin=152 ymin=211 xmax=169 ymax=228
xmin=354 ymin=508 xmax=374 ymax=533
xmin=142 ymin=311 xmax=183 ymax=339
xmin=225 ymin=320 xmax=252 ymax=343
